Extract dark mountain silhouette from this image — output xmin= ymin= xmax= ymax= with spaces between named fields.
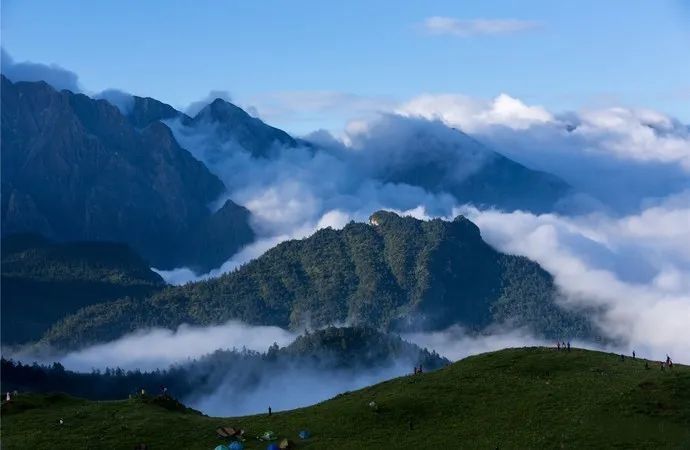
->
xmin=0 ymin=76 xmax=254 ymax=272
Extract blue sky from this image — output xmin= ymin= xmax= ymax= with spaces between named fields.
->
xmin=2 ymin=0 xmax=689 ymax=133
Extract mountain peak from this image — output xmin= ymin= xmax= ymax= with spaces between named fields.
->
xmin=452 ymin=214 xmax=481 ymax=236
xmin=187 ymin=97 xmax=298 ymax=158
xmin=198 ymin=97 xmax=248 ymax=121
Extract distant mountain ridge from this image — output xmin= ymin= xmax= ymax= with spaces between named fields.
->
xmin=41 ymin=212 xmax=592 ymax=349
xmin=0 ymin=75 xmax=254 ymax=272
xmin=2 ymin=74 xmax=573 ymax=275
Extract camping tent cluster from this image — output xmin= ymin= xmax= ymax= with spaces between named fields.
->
xmin=214 ymin=426 xmax=309 ymax=450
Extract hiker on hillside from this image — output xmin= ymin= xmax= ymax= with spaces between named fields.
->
xmin=567 ymin=342 xmax=571 ymax=351
xmin=644 ymin=361 xmax=649 ymax=370
xmin=419 ymin=364 xmax=423 ymax=374
xmin=620 ymin=354 xmax=625 ymax=362
xmin=632 ymin=350 xmax=636 ymax=359
xmin=5 ymin=392 xmax=10 ymax=402
xmin=268 ymin=406 xmax=272 ymax=416
xmin=557 ymin=342 xmax=561 ymax=351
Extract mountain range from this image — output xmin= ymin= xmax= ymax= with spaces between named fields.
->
xmin=1 ymin=76 xmax=254 ymax=272
xmin=2 ymin=75 xmax=571 ymax=274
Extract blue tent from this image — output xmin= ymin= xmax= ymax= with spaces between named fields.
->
xmin=266 ymin=444 xmax=280 ymax=450
xmin=298 ymin=430 xmax=311 ymax=439
xmin=229 ymin=442 xmax=244 ymax=450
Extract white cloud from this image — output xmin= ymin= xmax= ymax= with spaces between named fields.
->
xmin=23 ymin=321 xmax=298 ymax=372
xmin=241 ymin=90 xmax=398 ymax=134
xmin=399 ymin=93 xmax=690 ymax=172
xmin=398 ymin=93 xmax=553 ymax=132
xmin=421 ymin=17 xmax=541 ymax=37
xmin=94 ymin=89 xmax=135 ymax=115
xmin=191 ymin=362 xmax=411 ymax=416
xmin=404 ymin=326 xmax=549 ymax=361
xmin=454 ymin=195 xmax=690 ymax=363
xmin=574 ymin=107 xmax=690 ymax=170
xmin=1 ymin=48 xmax=81 ymax=92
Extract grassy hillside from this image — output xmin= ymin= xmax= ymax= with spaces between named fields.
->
xmin=1 ymin=233 xmax=165 ymax=344
xmin=2 ymin=348 xmax=688 ymax=449
xmin=42 ymin=212 xmax=592 ymax=349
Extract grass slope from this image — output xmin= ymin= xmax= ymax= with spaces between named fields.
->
xmin=2 ymin=348 xmax=689 ymax=449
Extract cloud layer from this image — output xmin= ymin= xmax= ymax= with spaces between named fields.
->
xmin=5 ymin=52 xmax=688 ymax=367
xmin=459 ymin=198 xmax=690 ymax=363
xmin=26 ymin=321 xmax=298 ymax=372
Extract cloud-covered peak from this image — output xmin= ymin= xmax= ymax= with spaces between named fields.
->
xmin=185 ymin=90 xmax=234 ymax=117
xmin=0 ymin=48 xmax=81 ymax=92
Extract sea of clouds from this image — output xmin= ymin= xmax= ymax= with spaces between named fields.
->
xmin=4 ymin=50 xmax=689 ymax=415
xmin=151 ymin=89 xmax=690 ymax=366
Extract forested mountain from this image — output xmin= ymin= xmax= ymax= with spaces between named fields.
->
xmin=1 ymin=234 xmax=166 ymax=344
xmin=2 ymin=327 xmax=447 ymax=401
xmin=41 ymin=212 xmax=592 ymax=349
xmin=0 ymin=76 xmax=254 ymax=272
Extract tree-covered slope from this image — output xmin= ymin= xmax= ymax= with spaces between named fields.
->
xmin=2 ymin=348 xmax=688 ymax=449
xmin=41 ymin=212 xmax=592 ymax=349
xmin=0 ymin=234 xmax=165 ymax=344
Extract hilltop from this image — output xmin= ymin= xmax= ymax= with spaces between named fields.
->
xmin=2 ymin=347 xmax=688 ymax=449
xmin=41 ymin=212 xmax=592 ymax=349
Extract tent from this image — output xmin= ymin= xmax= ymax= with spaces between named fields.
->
xmin=229 ymin=442 xmax=244 ymax=450
xmin=214 ymin=446 xmax=229 ymax=450
xmin=258 ymin=431 xmax=277 ymax=441
xmin=279 ymin=438 xmax=293 ymax=449
xmin=218 ymin=427 xmax=246 ymax=438
xmin=298 ymin=430 xmax=311 ymax=439
xmin=267 ymin=444 xmax=280 ymax=450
